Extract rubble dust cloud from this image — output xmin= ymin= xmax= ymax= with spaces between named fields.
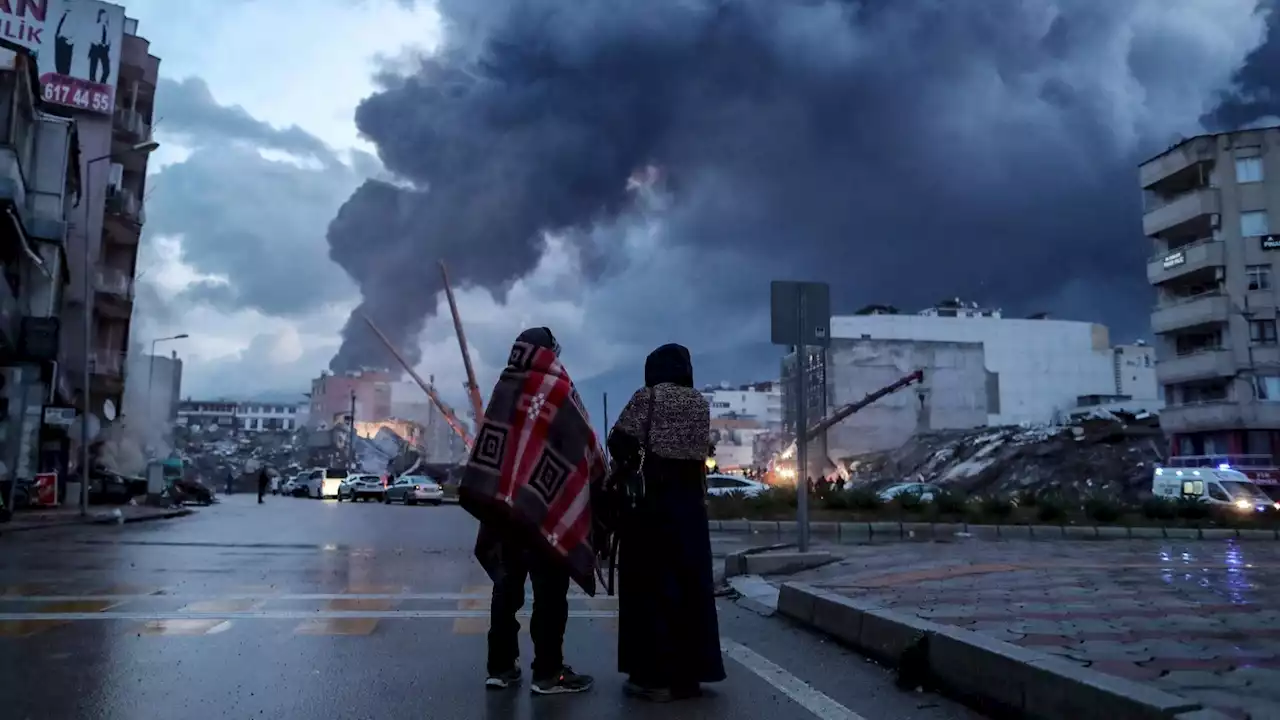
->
xmin=326 ymin=0 xmax=1277 ymax=371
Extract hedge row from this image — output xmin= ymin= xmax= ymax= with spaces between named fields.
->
xmin=706 ymin=486 xmax=1280 ymax=528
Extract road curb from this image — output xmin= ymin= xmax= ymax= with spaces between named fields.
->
xmin=707 ymin=519 xmax=1279 ymax=541
xmin=776 ymin=582 xmax=1204 ymax=720
xmin=3 ymin=507 xmax=195 ymax=534
xmin=723 ymin=545 xmax=836 ymax=578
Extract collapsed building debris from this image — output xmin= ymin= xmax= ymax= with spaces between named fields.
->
xmin=844 ymin=410 xmax=1166 ymax=503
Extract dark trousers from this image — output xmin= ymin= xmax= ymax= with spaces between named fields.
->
xmin=257 ymin=482 xmax=266 ymax=502
xmin=486 ymin=541 xmax=570 ymax=679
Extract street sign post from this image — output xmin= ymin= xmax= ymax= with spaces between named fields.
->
xmin=770 ymin=281 xmax=831 ymax=553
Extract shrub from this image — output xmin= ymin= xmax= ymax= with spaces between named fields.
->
xmin=893 ymin=491 xmax=927 ymax=514
xmin=1036 ymin=494 xmax=1068 ymax=523
xmin=845 ymin=487 xmax=884 ymax=511
xmin=1083 ymin=495 xmax=1123 ymax=524
xmin=1141 ymin=497 xmax=1178 ymax=521
xmin=975 ymin=495 xmax=1014 ymax=522
xmin=821 ymin=490 xmax=852 ymax=510
xmin=1012 ymin=489 xmax=1039 ymax=508
xmin=747 ymin=486 xmax=797 ymax=514
xmin=932 ymin=489 xmax=967 ymax=515
xmin=1176 ymin=496 xmax=1212 ymax=521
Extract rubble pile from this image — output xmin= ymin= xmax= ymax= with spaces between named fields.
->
xmin=173 ymin=426 xmax=303 ymax=490
xmin=846 ymin=410 xmax=1166 ymax=503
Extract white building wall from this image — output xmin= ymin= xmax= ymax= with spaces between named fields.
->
xmin=237 ymin=402 xmax=307 ymax=432
xmin=702 ymin=385 xmax=782 ymax=426
xmin=831 ymin=314 xmax=1152 ymax=426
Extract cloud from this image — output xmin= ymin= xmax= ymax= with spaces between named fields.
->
xmin=324 ymin=0 xmax=1274 ymax=378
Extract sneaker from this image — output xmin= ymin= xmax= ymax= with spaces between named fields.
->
xmin=531 ymin=666 xmax=594 ymax=695
xmin=485 ymin=666 xmax=522 ymax=690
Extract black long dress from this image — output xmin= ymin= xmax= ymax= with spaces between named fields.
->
xmin=608 ymin=431 xmax=727 ymax=688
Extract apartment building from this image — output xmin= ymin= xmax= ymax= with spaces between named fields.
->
xmin=237 ymin=402 xmax=306 ymax=432
xmin=55 ymin=10 xmax=161 ymax=461
xmin=1142 ymin=125 xmax=1280 ymax=468
xmin=309 ymin=370 xmax=393 ymax=428
xmin=700 ymin=381 xmax=783 ymax=427
xmin=0 ymin=42 xmax=82 ymax=484
xmin=176 ymin=401 xmax=238 ymax=430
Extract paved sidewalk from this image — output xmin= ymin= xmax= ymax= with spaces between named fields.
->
xmin=2 ymin=505 xmax=194 ymax=533
xmin=772 ymin=537 xmax=1280 ymax=719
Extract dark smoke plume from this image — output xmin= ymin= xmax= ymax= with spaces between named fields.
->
xmin=328 ymin=0 xmax=1275 ymax=371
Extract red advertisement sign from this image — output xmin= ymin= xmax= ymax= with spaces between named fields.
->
xmin=33 ymin=471 xmax=57 ymax=507
xmin=40 ymin=74 xmax=112 ymax=112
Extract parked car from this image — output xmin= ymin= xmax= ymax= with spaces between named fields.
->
xmin=384 ymin=475 xmax=445 ymax=506
xmin=706 ymin=474 xmax=769 ymax=498
xmin=878 ymin=482 xmax=941 ymax=503
xmin=338 ymin=474 xmax=386 ymax=502
xmin=301 ymin=467 xmax=349 ymax=499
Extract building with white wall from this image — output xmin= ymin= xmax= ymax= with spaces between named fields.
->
xmin=829 ymin=302 xmax=1161 ymax=427
xmin=701 ymin=381 xmax=782 ymax=427
xmin=237 ymin=402 xmax=306 ymax=432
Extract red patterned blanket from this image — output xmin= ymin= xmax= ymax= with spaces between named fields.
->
xmin=458 ymin=340 xmax=608 ymax=595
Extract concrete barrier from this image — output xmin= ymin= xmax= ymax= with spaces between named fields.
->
xmin=724 ymin=550 xmax=836 ymax=578
xmin=777 ymin=582 xmax=1205 ymax=720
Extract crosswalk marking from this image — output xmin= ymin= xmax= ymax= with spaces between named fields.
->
xmin=0 ymin=599 xmax=121 ymax=638
xmin=294 ymin=583 xmax=401 ymax=636
xmin=453 ymin=584 xmax=493 ymax=635
xmin=140 ymin=599 xmax=262 ymax=636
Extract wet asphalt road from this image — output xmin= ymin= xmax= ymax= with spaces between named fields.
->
xmin=0 ymin=494 xmax=984 ymax=720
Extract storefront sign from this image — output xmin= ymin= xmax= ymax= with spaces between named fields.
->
xmin=42 ymin=405 xmax=75 ymax=426
xmin=1263 ymin=235 xmax=1280 ymax=251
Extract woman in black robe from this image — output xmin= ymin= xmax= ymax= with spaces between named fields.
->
xmin=607 ymin=343 xmax=726 ymax=702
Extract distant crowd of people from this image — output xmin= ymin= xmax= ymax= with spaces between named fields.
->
xmin=459 ymin=328 xmax=724 ymax=701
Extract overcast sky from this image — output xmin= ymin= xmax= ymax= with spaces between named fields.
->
xmin=129 ymin=0 xmax=1280 ymax=410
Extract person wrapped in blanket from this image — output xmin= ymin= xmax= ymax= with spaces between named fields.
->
xmin=457 ymin=327 xmax=608 ymax=696
xmin=606 ymin=343 xmax=727 ymax=702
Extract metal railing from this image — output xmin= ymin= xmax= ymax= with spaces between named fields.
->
xmin=89 ymin=349 xmax=127 ymax=376
xmin=112 ymin=107 xmax=149 ymax=140
xmin=1149 ymin=238 xmax=1219 ymax=263
xmin=105 ymin=185 xmax=141 ymax=223
xmin=93 ymin=266 xmax=134 ymax=298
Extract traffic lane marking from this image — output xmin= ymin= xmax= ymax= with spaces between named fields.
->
xmin=721 ymin=637 xmax=867 ymax=720
xmin=140 ymin=599 xmax=264 ymax=636
xmin=0 ymin=599 xmax=123 ymax=638
xmin=0 ymin=610 xmax=618 ymax=621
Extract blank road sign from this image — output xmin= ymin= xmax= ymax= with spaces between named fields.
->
xmin=770 ymin=281 xmax=831 ymax=347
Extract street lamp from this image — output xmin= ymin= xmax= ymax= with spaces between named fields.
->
xmin=147 ymin=333 xmax=188 ymax=427
xmin=79 ymin=139 xmax=160 ymax=515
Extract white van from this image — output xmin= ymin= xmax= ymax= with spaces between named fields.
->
xmin=1153 ymin=465 xmax=1277 ymax=511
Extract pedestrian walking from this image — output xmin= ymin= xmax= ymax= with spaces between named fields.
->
xmin=605 ymin=343 xmax=726 ymax=702
xmin=457 ymin=327 xmax=607 ymax=696
xmin=257 ymin=466 xmax=270 ymax=504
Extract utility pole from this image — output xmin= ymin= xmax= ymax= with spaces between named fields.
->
xmin=602 ymin=393 xmax=610 ymax=463
xmin=348 ymin=391 xmax=356 ymax=470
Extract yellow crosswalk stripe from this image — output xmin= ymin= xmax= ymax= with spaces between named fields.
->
xmin=294 ymin=583 xmax=401 ymax=636
xmin=139 ymin=599 xmax=261 ymax=636
xmin=0 ymin=599 xmax=121 ymax=638
xmin=452 ymin=584 xmax=492 ymax=635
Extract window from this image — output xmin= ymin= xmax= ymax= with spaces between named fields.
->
xmin=1208 ymin=484 xmax=1232 ymax=503
xmin=1248 ymin=265 xmax=1273 ymax=291
xmin=1242 ymin=211 xmax=1270 ymax=238
xmin=1251 ymin=320 xmax=1278 ymax=344
xmin=1255 ymin=376 xmax=1280 ymax=401
xmin=1236 ymin=156 xmax=1265 ymax=184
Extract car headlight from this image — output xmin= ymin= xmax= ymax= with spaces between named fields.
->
xmin=1235 ymin=499 xmax=1252 ymax=511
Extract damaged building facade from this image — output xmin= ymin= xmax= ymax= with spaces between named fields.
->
xmin=1142 ymin=126 xmax=1280 ymax=469
xmin=783 ymin=300 xmax=1163 ymax=461
xmin=0 ymin=42 xmax=82 ymax=489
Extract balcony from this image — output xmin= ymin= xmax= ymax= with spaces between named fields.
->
xmin=1143 ymin=188 xmax=1220 ymax=238
xmin=1147 ymin=240 xmax=1224 ymax=285
xmin=103 ymin=186 xmax=143 ymax=244
xmin=93 ymin=266 xmax=134 ymax=322
xmin=112 ymin=107 xmax=149 ymax=142
xmin=119 ymin=34 xmax=159 ymax=89
xmin=89 ymin=349 xmax=126 ymax=377
xmin=1157 ymin=349 xmax=1237 ymax=384
xmin=1151 ymin=292 xmax=1231 ymax=334
xmin=1161 ymin=400 xmax=1280 ymax=434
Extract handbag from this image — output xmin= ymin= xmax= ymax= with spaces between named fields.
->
xmin=594 ymin=387 xmax=655 ymax=596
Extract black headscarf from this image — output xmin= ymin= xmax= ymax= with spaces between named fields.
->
xmin=515 ymin=327 xmax=561 ymax=357
xmin=644 ymin=343 xmax=694 ymax=388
